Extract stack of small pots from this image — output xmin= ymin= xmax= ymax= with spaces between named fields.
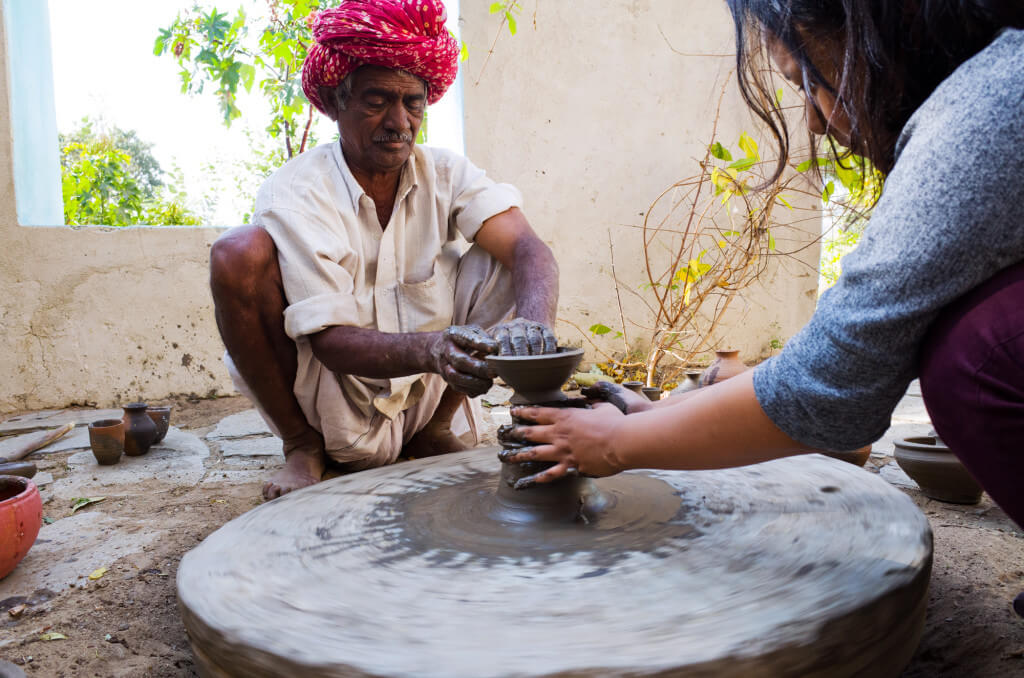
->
xmin=87 ymin=403 xmax=172 ymax=466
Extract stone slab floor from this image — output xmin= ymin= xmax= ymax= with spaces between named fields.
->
xmin=0 ymin=382 xmax=1021 ymax=677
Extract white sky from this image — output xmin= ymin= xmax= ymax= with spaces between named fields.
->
xmin=48 ymin=0 xmax=463 ymax=225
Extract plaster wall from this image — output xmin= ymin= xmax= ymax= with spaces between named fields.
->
xmin=0 ymin=5 xmax=233 ymax=412
xmin=460 ymin=1 xmax=822 ymax=368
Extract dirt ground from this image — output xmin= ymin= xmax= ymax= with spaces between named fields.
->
xmin=1 ymin=395 xmax=1022 ymax=677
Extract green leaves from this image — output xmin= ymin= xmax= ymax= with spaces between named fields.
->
xmin=822 ymin=180 xmax=836 ymax=204
xmin=738 ymin=132 xmax=759 ymax=160
xmin=156 ymin=1 xmax=321 ymax=158
xmin=589 ymin=323 xmax=613 ymax=336
xmin=489 ymin=1 xmax=521 ymax=35
xmin=710 ymin=141 xmax=732 ymax=162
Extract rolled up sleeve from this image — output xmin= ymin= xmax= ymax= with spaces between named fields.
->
xmin=448 ymin=155 xmax=523 ymax=241
xmin=255 ymin=206 xmax=361 ymax=340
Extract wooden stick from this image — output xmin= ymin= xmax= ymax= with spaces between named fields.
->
xmin=0 ymin=422 xmax=74 ymax=462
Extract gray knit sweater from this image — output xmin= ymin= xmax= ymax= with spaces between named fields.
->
xmin=753 ymin=28 xmax=1024 ymax=451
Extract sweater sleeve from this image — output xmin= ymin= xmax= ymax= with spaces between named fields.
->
xmin=753 ymin=29 xmax=1024 ymax=451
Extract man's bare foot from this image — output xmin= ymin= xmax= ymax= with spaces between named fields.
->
xmin=262 ymin=430 xmax=327 ymax=500
xmin=404 ymin=421 xmax=470 ymax=459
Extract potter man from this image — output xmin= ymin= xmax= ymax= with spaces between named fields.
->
xmin=209 ymin=0 xmax=558 ymax=500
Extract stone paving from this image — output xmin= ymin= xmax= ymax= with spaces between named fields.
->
xmin=0 ymin=380 xmax=935 ymax=604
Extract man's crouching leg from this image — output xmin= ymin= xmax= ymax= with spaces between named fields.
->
xmin=404 ymin=386 xmax=472 ymax=458
xmin=210 ymin=226 xmax=326 ymax=500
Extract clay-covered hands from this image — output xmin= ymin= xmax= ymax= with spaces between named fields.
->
xmin=490 ymin=317 xmax=558 ymax=356
xmin=499 ymin=402 xmax=627 ymax=488
xmin=581 ymin=382 xmax=654 ymax=415
xmin=429 ymin=325 xmax=499 ymax=397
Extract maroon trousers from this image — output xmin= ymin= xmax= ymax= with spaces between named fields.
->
xmin=920 ymin=261 xmax=1024 ymax=528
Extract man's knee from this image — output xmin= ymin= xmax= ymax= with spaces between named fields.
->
xmin=210 ymin=226 xmax=279 ymax=299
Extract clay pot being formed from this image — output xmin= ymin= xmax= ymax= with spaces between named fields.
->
xmin=894 ymin=436 xmax=983 ymax=504
xmin=147 ymin=406 xmax=172 ymax=444
xmin=88 ymin=419 xmax=124 ymax=465
xmin=642 ymin=387 xmax=663 ymax=402
xmin=0 ymin=475 xmax=42 ymax=580
xmin=700 ymin=350 xmax=746 ymax=387
xmin=670 ymin=371 xmax=703 ymax=397
xmin=122 ymin=403 xmax=158 ymax=457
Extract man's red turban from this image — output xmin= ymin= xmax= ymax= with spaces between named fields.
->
xmin=302 ymin=0 xmax=460 ymax=115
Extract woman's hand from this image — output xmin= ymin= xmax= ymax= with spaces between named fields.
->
xmin=499 ymin=402 xmax=627 ymax=488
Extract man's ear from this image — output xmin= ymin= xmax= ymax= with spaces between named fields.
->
xmin=319 ymin=86 xmax=339 ymax=121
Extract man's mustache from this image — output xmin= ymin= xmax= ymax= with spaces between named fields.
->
xmin=374 ymin=132 xmax=413 ymax=143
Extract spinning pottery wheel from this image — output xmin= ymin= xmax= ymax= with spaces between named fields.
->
xmin=179 ymin=454 xmax=932 ymax=677
xmin=178 ymin=353 xmax=932 ymax=677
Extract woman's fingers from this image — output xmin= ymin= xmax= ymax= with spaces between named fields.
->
xmin=510 ymin=406 xmax=562 ymax=425
xmin=513 ymin=460 xmax=577 ymax=490
xmin=497 ymin=444 xmax=559 ymax=464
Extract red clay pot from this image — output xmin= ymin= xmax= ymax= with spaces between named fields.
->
xmin=0 ymin=476 xmax=42 ymax=580
xmin=823 ymin=445 xmax=873 ymax=467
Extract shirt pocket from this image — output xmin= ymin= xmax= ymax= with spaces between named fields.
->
xmin=397 ymin=260 xmax=455 ymax=333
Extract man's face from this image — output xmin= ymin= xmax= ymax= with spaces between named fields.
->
xmin=336 ymin=66 xmax=426 ymax=175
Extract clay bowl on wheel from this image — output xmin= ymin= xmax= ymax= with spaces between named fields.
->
xmin=486 ymin=348 xmax=584 ymax=404
xmin=0 ymin=476 xmax=42 ymax=579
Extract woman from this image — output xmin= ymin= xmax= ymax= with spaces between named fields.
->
xmin=503 ymin=0 xmax=1024 ymax=538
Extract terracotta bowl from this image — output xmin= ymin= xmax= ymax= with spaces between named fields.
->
xmin=822 ymin=445 xmax=872 ymax=467
xmin=0 ymin=476 xmax=42 ymax=579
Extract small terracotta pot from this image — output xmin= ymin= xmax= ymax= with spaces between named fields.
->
xmin=0 ymin=476 xmax=42 ymax=579
xmin=621 ymin=381 xmax=644 ymax=395
xmin=88 ymin=419 xmax=124 ymax=465
xmin=122 ymin=403 xmax=158 ymax=457
xmin=642 ymin=387 xmax=662 ymax=402
xmin=700 ymin=350 xmax=746 ymax=387
xmin=822 ymin=445 xmax=872 ymax=467
xmin=146 ymin=406 xmax=172 ymax=444
xmin=670 ymin=371 xmax=703 ymax=397
xmin=894 ymin=436 xmax=983 ymax=504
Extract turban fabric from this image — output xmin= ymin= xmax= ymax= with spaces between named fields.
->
xmin=302 ymin=0 xmax=460 ymax=115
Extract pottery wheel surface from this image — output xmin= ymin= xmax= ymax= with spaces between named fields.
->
xmin=178 ymin=450 xmax=932 ymax=678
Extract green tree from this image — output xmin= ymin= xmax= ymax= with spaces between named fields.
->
xmin=59 ymin=119 xmax=201 ymax=226
xmin=154 ymin=0 xmax=325 ymax=160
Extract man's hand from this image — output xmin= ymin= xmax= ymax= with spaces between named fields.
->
xmin=429 ymin=325 xmax=500 ymax=397
xmin=582 ymin=382 xmax=653 ymax=415
xmin=491 ymin=317 xmax=557 ymax=356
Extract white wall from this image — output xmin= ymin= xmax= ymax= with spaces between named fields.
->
xmin=460 ymin=0 xmax=821 ymax=367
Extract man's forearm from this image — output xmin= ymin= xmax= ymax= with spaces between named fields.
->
xmin=309 ymin=325 xmax=437 ymax=378
xmin=510 ymin=234 xmax=559 ymax=327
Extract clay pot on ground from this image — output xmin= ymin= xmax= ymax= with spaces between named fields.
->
xmin=88 ymin=419 xmax=125 ymax=465
xmin=700 ymin=350 xmax=746 ymax=387
xmin=822 ymin=445 xmax=872 ymax=467
xmin=621 ymin=381 xmax=644 ymax=395
xmin=147 ymin=405 xmax=172 ymax=444
xmin=642 ymin=387 xmax=663 ymax=402
xmin=670 ymin=371 xmax=703 ymax=397
xmin=0 ymin=475 xmax=42 ymax=579
xmin=894 ymin=436 xmax=983 ymax=504
xmin=122 ymin=403 xmax=158 ymax=457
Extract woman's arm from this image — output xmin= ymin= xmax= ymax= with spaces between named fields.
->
xmin=506 ymin=370 xmax=812 ymax=486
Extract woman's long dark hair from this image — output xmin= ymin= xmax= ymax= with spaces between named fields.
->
xmin=726 ymin=0 xmax=1024 ymax=179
